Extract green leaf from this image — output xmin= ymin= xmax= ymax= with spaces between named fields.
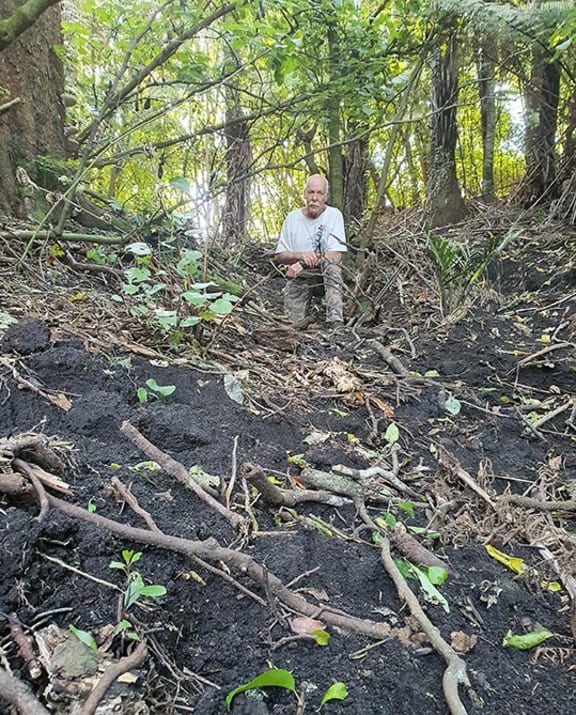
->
xmin=138 ymin=584 xmax=167 ymax=599
xmin=137 ymin=387 xmax=148 ymax=403
xmin=69 ymin=625 xmax=98 ymax=651
xmin=145 ymin=379 xmax=176 ymax=397
xmin=225 ymin=669 xmax=296 ymax=711
xmin=384 ymin=422 xmax=400 ymax=444
xmin=444 ymin=395 xmax=461 ymax=416
xmin=207 ymin=297 xmax=234 ymax=315
xmin=320 ymin=682 xmax=348 ymax=707
xmin=397 ymin=501 xmax=414 ymax=518
xmin=311 ymin=629 xmax=330 ymax=646
xmin=502 ymin=629 xmax=554 ymax=650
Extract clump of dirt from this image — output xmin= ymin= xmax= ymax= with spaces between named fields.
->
xmin=1 ymin=214 xmax=576 ymax=715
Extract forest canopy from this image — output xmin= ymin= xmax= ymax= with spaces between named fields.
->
xmin=1 ymin=0 xmax=576 ymax=238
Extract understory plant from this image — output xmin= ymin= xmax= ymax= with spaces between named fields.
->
xmin=425 ymin=227 xmax=519 ymax=315
xmin=117 ymin=244 xmax=240 ymax=346
xmin=109 ymin=549 xmax=166 ymax=640
xmin=225 ymin=668 xmax=348 ymax=712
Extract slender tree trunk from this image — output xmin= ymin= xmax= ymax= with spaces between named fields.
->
xmin=221 ymin=81 xmax=251 ymax=246
xmin=326 ymin=19 xmax=343 ymax=210
xmin=520 ymin=49 xmax=561 ymax=205
xmin=0 ymin=0 xmax=65 ymax=217
xmin=424 ymin=27 xmax=465 ymax=228
xmin=478 ymin=38 xmax=496 ymax=201
xmin=343 ymin=131 xmax=368 ymax=229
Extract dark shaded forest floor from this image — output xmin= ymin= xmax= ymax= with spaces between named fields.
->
xmin=1 ymin=206 xmax=576 ymax=715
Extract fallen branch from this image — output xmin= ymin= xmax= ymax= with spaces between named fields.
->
xmin=244 ymin=463 xmax=351 ymax=507
xmin=0 ymin=666 xmax=49 ymax=715
xmin=38 ymin=490 xmax=392 ymax=641
xmin=369 ymin=340 xmax=411 ymax=377
xmin=8 ymin=613 xmax=42 ymax=680
xmin=14 ymin=458 xmax=49 ymax=522
xmin=110 ymin=477 xmax=160 ymax=531
xmin=300 ymin=466 xmax=394 ymax=501
xmin=80 ymin=640 xmax=148 ymax=715
xmin=0 ymin=96 xmax=21 ymax=113
xmin=380 ymin=538 xmax=471 ymax=715
xmin=507 ymin=494 xmax=576 ymax=512
xmin=121 ymin=420 xmax=244 ymax=530
xmin=516 ymin=342 xmax=574 ymax=368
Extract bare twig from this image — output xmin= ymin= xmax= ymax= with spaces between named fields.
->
xmin=121 ymin=421 xmax=244 ymax=530
xmin=380 ymin=538 xmax=471 ymax=715
xmin=8 ymin=613 xmax=42 ymax=680
xmin=244 ymin=463 xmax=351 ymax=507
xmin=36 ymin=491 xmax=392 ymax=641
xmin=80 ymin=640 xmax=148 ymax=715
xmin=14 ymin=459 xmax=49 ymax=522
xmin=110 ymin=477 xmax=160 ymax=531
xmin=436 ymin=447 xmax=496 ymax=509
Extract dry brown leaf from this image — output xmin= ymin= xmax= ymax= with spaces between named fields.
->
xmin=450 ymin=631 xmax=478 ymax=654
xmin=367 ymin=395 xmax=394 ymax=417
xmin=117 ymin=671 xmax=139 ymax=684
xmin=48 ymin=392 xmax=73 ymax=411
xmin=300 ymin=587 xmax=330 ymax=602
xmin=322 ymin=357 xmax=362 ymax=393
xmin=290 ymin=617 xmax=326 ymax=635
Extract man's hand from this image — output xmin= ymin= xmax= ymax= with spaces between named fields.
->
xmin=286 ymin=261 xmax=304 ymax=279
xmin=299 ymin=252 xmax=321 ymax=267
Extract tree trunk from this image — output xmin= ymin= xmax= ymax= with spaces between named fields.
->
xmin=424 ymin=28 xmax=465 ymax=228
xmin=343 ymin=132 xmax=368 ymax=230
xmin=0 ymin=0 xmax=66 ymax=217
xmin=520 ymin=50 xmax=561 ymax=205
xmin=221 ymin=103 xmax=251 ymax=246
xmin=478 ymin=38 xmax=496 ymax=201
xmin=326 ymin=19 xmax=343 ymax=210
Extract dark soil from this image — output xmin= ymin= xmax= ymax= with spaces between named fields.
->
xmin=1 ymin=216 xmax=576 ymax=715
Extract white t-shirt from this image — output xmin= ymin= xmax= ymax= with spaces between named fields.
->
xmin=275 ymin=206 xmax=347 ymax=256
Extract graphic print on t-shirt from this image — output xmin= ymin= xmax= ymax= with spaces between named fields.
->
xmin=312 ymin=223 xmax=325 ymax=255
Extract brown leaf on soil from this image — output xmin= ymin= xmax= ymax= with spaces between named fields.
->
xmin=300 ymin=587 xmax=330 ymax=602
xmin=450 ymin=631 xmax=478 ymax=654
xmin=367 ymin=394 xmax=395 ymax=417
xmin=290 ymin=616 xmax=326 ymax=635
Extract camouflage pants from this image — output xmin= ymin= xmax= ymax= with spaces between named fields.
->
xmin=283 ymin=261 xmax=344 ymax=326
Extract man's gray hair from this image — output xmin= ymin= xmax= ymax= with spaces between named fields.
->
xmin=305 ymin=174 xmax=329 ymax=195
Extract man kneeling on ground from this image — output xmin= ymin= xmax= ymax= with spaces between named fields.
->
xmin=274 ymin=174 xmax=347 ymax=330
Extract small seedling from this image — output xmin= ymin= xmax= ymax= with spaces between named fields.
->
xmin=225 ymin=668 xmax=348 ymax=712
xmin=109 ymin=550 xmax=167 ymax=640
xmin=137 ymin=378 xmax=176 ymax=403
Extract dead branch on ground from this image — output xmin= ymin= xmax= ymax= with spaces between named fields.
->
xmin=80 ymin=640 xmax=148 ymax=715
xmin=121 ymin=420 xmax=244 ymax=530
xmin=8 ymin=475 xmax=393 ymax=642
xmin=380 ymin=538 xmax=472 ymax=715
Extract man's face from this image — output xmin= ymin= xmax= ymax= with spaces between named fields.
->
xmin=304 ymin=178 xmax=328 ymax=218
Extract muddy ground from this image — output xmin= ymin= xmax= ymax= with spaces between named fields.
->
xmin=1 ymin=212 xmax=576 ymax=715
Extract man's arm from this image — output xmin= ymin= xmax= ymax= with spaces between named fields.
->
xmin=275 ymin=251 xmax=320 ymax=267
